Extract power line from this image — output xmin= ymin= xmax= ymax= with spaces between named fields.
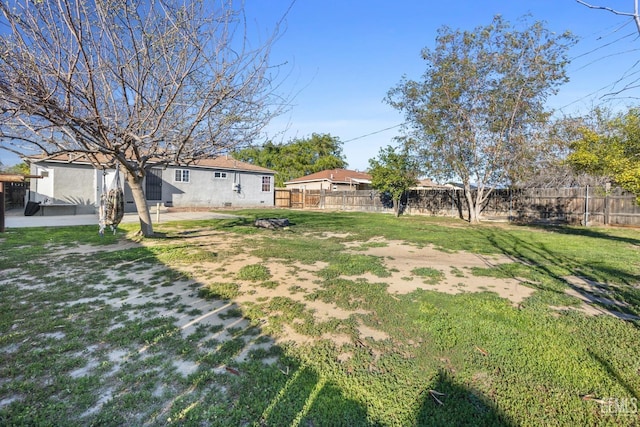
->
xmin=342 ymin=123 xmax=403 ymax=143
xmin=558 ymin=4 xmax=640 ymax=109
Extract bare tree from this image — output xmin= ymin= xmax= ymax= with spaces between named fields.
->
xmin=0 ymin=0 xmax=289 ymax=236
xmin=577 ymin=0 xmax=640 ymax=34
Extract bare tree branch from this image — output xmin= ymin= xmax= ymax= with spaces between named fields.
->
xmin=0 ymin=0 xmax=292 ymax=236
xmin=577 ymin=0 xmax=640 ymax=34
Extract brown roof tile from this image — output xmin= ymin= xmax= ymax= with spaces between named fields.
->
xmin=285 ymin=169 xmax=371 ymax=184
xmin=28 ymin=153 xmax=274 ymax=173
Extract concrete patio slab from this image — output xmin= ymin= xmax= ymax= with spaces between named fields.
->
xmin=4 ymin=210 xmax=241 ymax=229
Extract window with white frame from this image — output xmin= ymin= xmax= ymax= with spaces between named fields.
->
xmin=174 ymin=169 xmax=190 ymax=183
xmin=214 ymin=171 xmax=227 ymax=179
xmin=261 ymin=176 xmax=271 ymax=192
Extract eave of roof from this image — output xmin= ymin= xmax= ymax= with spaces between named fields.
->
xmin=284 ymin=169 xmax=372 ymax=185
xmin=28 ymin=153 xmax=275 ymax=174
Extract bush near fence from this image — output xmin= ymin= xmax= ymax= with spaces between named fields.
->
xmin=276 ymin=186 xmax=640 ymax=227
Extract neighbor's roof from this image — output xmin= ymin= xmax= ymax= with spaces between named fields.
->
xmin=191 ymin=156 xmax=274 ymax=173
xmin=284 ymin=169 xmax=371 ymax=185
xmin=28 ymin=153 xmax=274 ymax=174
xmin=411 ymin=178 xmax=452 ymax=189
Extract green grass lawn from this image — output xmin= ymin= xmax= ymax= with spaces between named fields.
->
xmin=0 ymin=210 xmax=639 ymax=426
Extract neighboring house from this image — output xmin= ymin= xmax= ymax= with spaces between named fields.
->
xmin=27 ymin=153 xmax=275 ymax=214
xmin=284 ymin=169 xmax=372 ymax=191
xmin=411 ymin=179 xmax=454 ymax=190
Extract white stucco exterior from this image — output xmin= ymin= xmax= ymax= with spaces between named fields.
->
xmin=28 ymin=156 xmax=275 ymax=214
xmin=147 ymin=165 xmax=274 ymax=209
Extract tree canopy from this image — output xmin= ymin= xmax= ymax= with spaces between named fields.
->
xmin=0 ymin=0 xmax=287 ymax=236
xmin=0 ymin=161 xmax=29 ymax=175
xmin=233 ymin=133 xmax=347 ymax=187
xmin=386 ymin=15 xmax=575 ymax=223
xmin=567 ymin=108 xmax=640 ymax=203
xmin=368 ymin=145 xmax=417 ymax=217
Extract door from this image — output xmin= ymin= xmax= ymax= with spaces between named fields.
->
xmin=145 ymin=168 xmax=162 ymax=201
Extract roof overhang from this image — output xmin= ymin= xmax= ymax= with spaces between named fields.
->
xmin=0 ymin=173 xmax=42 ymax=183
xmin=348 ymin=178 xmax=371 ymax=184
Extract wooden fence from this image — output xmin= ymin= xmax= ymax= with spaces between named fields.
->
xmin=275 ymin=186 xmax=640 ymax=227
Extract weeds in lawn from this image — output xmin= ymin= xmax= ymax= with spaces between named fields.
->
xmin=412 ymin=267 xmax=446 ymax=285
xmin=199 ymin=282 xmax=241 ymax=300
xmin=1 ymin=211 xmax=639 ymax=426
xmin=236 ymin=264 xmax=271 ymax=281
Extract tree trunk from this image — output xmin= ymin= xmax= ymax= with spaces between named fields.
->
xmin=464 ymin=182 xmax=481 ymax=224
xmin=126 ymin=173 xmax=154 ymax=237
xmin=394 ymin=197 xmax=401 ymax=217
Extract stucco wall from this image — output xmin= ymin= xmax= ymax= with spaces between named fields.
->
xmin=29 ymin=162 xmax=275 ymax=213
xmin=30 ymin=162 xmax=97 ymax=214
xmin=285 ymin=181 xmax=327 ymax=191
xmin=285 ymin=181 xmax=362 ymax=191
xmin=162 ymin=167 xmax=274 ymax=208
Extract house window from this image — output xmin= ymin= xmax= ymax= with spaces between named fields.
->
xmin=262 ymin=176 xmax=271 ymax=192
xmin=214 ymin=171 xmax=227 ymax=179
xmin=174 ymin=169 xmax=190 ymax=183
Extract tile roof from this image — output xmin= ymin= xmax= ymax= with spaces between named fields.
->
xmin=189 ymin=156 xmax=274 ymax=173
xmin=27 ymin=153 xmax=274 ymax=173
xmin=285 ymin=169 xmax=371 ymax=184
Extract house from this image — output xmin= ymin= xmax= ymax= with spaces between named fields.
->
xmin=284 ymin=169 xmax=372 ymax=191
xmin=411 ymin=179 xmax=455 ymax=190
xmin=27 ymin=153 xmax=276 ymax=214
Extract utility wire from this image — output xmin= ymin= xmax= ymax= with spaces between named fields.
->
xmin=558 ymin=3 xmax=640 ymax=110
xmin=341 ymin=123 xmax=403 ymax=143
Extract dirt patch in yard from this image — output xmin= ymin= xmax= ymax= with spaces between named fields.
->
xmin=7 ymin=230 xmax=543 ymax=357
xmin=158 ymin=233 xmax=538 ymax=351
xmin=5 ymin=225 xmax=635 ymax=425
xmin=352 ymin=240 xmax=534 ymax=304
xmin=21 ymin=231 xmax=544 ymax=368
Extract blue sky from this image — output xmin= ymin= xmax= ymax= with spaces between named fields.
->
xmin=248 ymin=0 xmax=640 ymax=171
xmin=2 ymin=0 xmax=639 ymax=170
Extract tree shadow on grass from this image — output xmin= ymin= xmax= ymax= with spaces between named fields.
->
xmin=253 ymin=366 xmax=515 ymax=426
xmin=255 ymin=364 xmax=375 ymax=426
xmin=477 ymin=227 xmax=640 ymax=323
xmin=416 ymin=369 xmax=514 ymax=426
xmin=519 ymin=224 xmax=640 ymax=248
xmin=587 ymin=350 xmax=640 ymax=401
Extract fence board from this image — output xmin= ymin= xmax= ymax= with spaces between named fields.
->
xmin=274 ymin=189 xmax=291 ymax=208
xmin=284 ymin=186 xmax=640 ymax=227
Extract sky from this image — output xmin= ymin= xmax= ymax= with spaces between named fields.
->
xmin=2 ymin=0 xmax=640 ymax=171
xmin=244 ymin=0 xmax=640 ymax=171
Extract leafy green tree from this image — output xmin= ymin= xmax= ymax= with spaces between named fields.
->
xmin=368 ymin=146 xmax=418 ymax=217
xmin=567 ymin=108 xmax=640 ymax=203
xmin=386 ymin=15 xmax=575 ymax=223
xmin=0 ymin=161 xmax=30 ymax=175
xmin=234 ymin=133 xmax=347 ymax=187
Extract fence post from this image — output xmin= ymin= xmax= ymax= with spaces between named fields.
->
xmin=604 ymin=182 xmax=610 ymax=225
xmin=0 ymin=182 xmax=5 ymax=233
xmin=584 ymin=185 xmax=589 ymax=226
